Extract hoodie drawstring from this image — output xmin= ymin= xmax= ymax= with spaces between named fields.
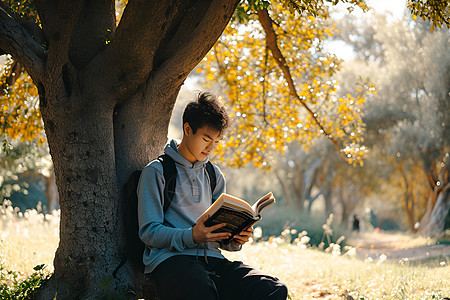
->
xmin=196 ymin=243 xmax=209 ymax=264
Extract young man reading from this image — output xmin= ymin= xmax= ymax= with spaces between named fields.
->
xmin=137 ymin=92 xmax=288 ymax=300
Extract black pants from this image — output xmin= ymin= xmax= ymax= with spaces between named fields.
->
xmin=151 ymin=255 xmax=288 ymax=300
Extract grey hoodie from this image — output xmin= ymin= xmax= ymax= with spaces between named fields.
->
xmin=137 ymin=139 xmax=241 ymax=274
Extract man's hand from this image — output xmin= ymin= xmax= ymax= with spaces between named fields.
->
xmin=193 ymin=214 xmax=231 ymax=244
xmin=231 ymin=226 xmax=253 ymax=246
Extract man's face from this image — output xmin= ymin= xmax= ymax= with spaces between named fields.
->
xmin=183 ymin=123 xmax=222 ymax=163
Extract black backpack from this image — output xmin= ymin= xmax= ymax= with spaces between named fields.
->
xmin=114 ymin=154 xmax=217 ymax=276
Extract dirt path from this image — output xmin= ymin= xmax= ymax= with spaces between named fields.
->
xmin=347 ymin=231 xmax=450 ymax=262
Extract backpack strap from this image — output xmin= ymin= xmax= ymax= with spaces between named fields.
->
xmin=205 ymin=161 xmax=217 ymax=198
xmin=159 ymin=155 xmax=217 ymax=212
xmin=158 ymin=154 xmax=177 ymax=214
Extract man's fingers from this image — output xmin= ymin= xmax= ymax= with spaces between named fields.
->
xmin=209 ymin=222 xmax=228 ymax=231
xmin=207 ymin=232 xmax=231 ymax=241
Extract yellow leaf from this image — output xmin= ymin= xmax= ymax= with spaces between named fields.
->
xmin=196 ymin=68 xmax=202 ymax=73
xmin=413 ymin=15 xmax=417 ymax=20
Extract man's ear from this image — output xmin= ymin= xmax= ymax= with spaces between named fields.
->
xmin=183 ymin=122 xmax=192 ymax=136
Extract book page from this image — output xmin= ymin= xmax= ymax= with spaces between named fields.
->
xmin=252 ymin=192 xmax=275 ymax=215
xmin=221 ymin=194 xmax=255 ymax=216
xmin=196 ymin=193 xmax=255 ymax=223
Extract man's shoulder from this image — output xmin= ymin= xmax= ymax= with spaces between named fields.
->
xmin=143 ymin=158 xmax=164 ymax=176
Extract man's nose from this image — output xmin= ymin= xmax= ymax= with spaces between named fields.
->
xmin=206 ymin=141 xmax=215 ymax=150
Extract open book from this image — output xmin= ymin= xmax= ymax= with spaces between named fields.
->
xmin=196 ymin=192 xmax=275 ymax=244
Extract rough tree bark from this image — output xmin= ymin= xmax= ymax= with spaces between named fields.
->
xmin=0 ymin=0 xmax=239 ymax=298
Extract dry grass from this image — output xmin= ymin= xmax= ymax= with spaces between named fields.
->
xmin=0 ymin=201 xmax=59 ymax=278
xmin=224 ymin=240 xmax=449 ymax=299
xmin=1 ymin=202 xmax=449 ymax=299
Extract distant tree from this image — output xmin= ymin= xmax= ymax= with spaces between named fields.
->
xmin=335 ymin=13 xmax=449 ymax=236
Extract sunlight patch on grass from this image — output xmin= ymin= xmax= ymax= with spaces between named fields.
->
xmin=0 ymin=201 xmax=59 ymax=280
xmin=223 ymin=238 xmax=449 ymax=299
xmin=1 ymin=202 xmax=449 ymax=299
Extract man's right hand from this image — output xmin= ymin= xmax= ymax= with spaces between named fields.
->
xmin=192 ymin=214 xmax=231 ymax=244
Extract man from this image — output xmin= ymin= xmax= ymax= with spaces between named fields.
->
xmin=138 ymin=92 xmax=288 ymax=299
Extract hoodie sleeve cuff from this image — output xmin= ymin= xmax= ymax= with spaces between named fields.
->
xmin=219 ymin=241 xmax=242 ymax=252
xmin=183 ymin=227 xmax=197 ymax=248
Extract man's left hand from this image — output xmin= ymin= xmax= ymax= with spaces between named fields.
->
xmin=231 ymin=226 xmax=253 ymax=245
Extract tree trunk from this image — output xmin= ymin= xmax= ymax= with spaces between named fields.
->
xmin=302 ymin=159 xmax=321 ymax=211
xmin=323 ymin=187 xmax=332 ymax=216
xmin=274 ymin=169 xmax=293 ymax=207
xmin=44 ymin=171 xmax=58 ymax=212
xmin=37 ymin=74 xmax=178 ymax=298
xmin=38 ymin=84 xmax=126 ymax=298
xmin=403 ymin=177 xmax=417 ymax=232
xmin=397 ymin=163 xmax=419 ymax=232
xmin=419 ymin=188 xmax=450 ymax=237
xmin=292 ymin=171 xmax=305 ymax=211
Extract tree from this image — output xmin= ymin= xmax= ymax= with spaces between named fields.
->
xmin=1 ymin=1 xmax=239 ymax=298
xmin=407 ymin=0 xmax=450 ymax=31
xmin=0 ymin=0 xmax=448 ymax=298
xmin=201 ymin=1 xmax=372 ymax=169
xmin=335 ymin=12 xmax=449 ymax=236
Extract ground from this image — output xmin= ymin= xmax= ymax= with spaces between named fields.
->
xmin=349 ymin=231 xmax=450 ymax=262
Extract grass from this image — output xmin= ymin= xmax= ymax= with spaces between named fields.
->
xmin=1 ymin=201 xmax=449 ymax=299
xmin=0 ymin=201 xmax=59 ymax=277
xmin=223 ymin=241 xmax=449 ymax=299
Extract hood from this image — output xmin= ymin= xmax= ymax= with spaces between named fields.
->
xmin=164 ymin=139 xmax=210 ymax=170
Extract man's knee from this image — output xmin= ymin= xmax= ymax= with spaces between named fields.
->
xmin=267 ymin=282 xmax=288 ymax=300
xmin=151 ymin=256 xmax=219 ymax=300
xmin=251 ymin=277 xmax=288 ymax=300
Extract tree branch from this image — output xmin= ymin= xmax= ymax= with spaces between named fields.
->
xmin=256 ymin=8 xmax=339 ymax=150
xmin=0 ymin=6 xmax=45 ymax=83
xmin=67 ymin=0 xmax=115 ymax=69
xmin=84 ymin=0 xmax=176 ymax=101
xmin=153 ymin=0 xmax=240 ymax=88
xmin=43 ymin=1 xmax=85 ymax=75
xmin=34 ymin=0 xmax=58 ymax=42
